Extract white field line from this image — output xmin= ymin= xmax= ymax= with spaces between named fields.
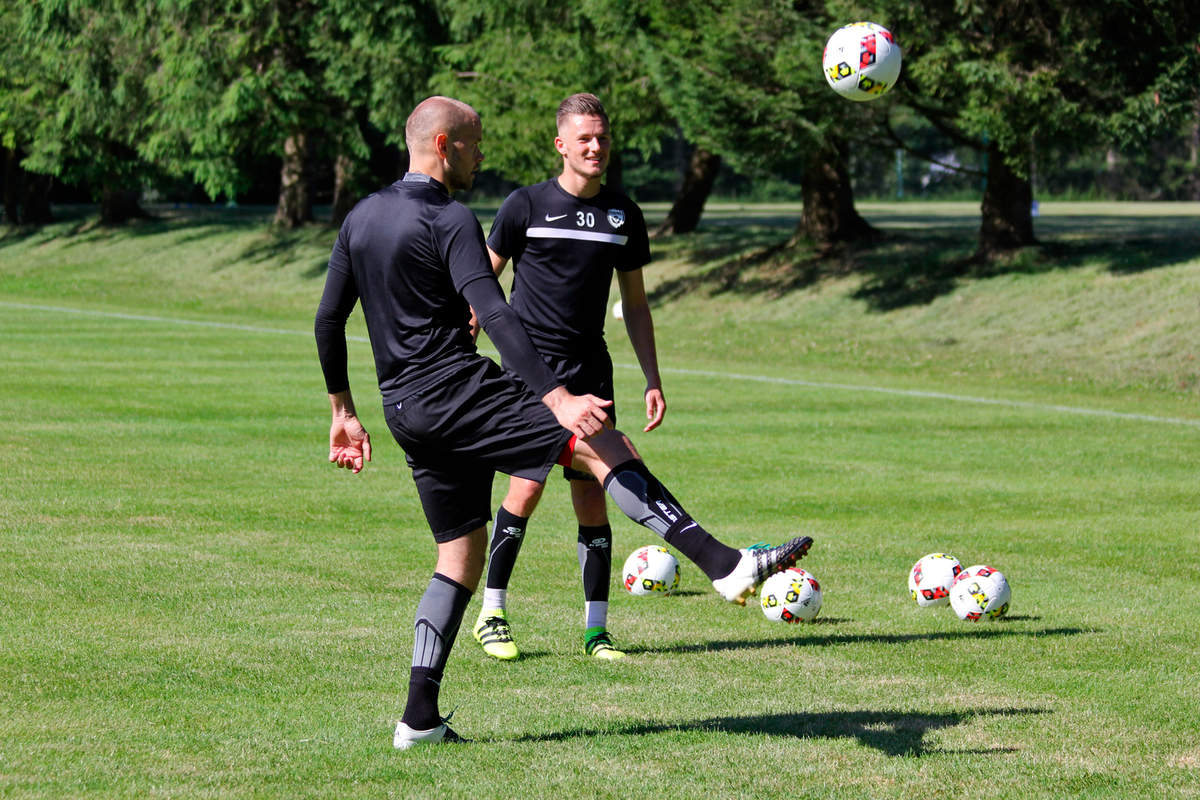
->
xmin=0 ymin=301 xmax=372 ymax=342
xmin=620 ymin=364 xmax=1200 ymax=428
xmin=5 ymin=300 xmax=1199 ymax=429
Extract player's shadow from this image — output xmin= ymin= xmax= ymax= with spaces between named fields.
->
xmin=625 ymin=625 xmax=1086 ymax=656
xmin=512 ymin=707 xmax=1047 ymax=756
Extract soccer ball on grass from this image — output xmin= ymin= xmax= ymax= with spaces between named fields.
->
xmin=822 ymin=22 xmax=902 ymax=102
xmin=949 ymin=565 xmax=1012 ymax=620
xmin=760 ymin=567 xmax=823 ymax=623
xmin=908 ymin=552 xmax=962 ymax=607
xmin=622 ymin=545 xmax=680 ymax=596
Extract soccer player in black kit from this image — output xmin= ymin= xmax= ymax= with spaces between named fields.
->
xmin=473 ymin=94 xmax=661 ymax=662
xmin=314 ymin=95 xmax=811 ymax=750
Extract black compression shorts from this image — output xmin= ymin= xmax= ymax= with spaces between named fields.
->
xmin=383 ymin=358 xmax=574 ymax=541
xmin=539 ymin=350 xmax=615 ymax=482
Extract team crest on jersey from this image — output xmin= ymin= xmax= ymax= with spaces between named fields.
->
xmin=607 ymin=208 xmax=625 ymax=228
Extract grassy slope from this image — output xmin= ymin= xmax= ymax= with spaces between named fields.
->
xmin=1 ymin=203 xmax=1198 ymax=799
xmin=637 ymin=201 xmax=1200 ymax=404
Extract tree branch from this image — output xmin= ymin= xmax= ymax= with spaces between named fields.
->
xmin=881 ymin=116 xmax=984 ymax=178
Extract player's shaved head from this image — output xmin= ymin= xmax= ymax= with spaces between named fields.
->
xmin=405 ymin=96 xmax=480 ymax=156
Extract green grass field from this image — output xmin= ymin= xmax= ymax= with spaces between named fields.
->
xmin=2 ymin=203 xmax=1198 ymax=798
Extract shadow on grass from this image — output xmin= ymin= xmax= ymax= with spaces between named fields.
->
xmin=649 ymin=212 xmax=1200 ymax=312
xmin=625 ymin=625 xmax=1087 ymax=656
xmin=229 ymin=225 xmax=335 ymax=279
xmin=11 ymin=206 xmax=1197 ymax=312
xmin=512 ymin=707 xmax=1047 ymax=756
xmin=1 ymin=204 xmax=335 ymax=277
xmin=649 ymin=225 xmax=983 ymax=311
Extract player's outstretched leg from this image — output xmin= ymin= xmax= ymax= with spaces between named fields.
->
xmin=594 ymin=453 xmax=814 ymax=606
xmin=710 ymin=537 xmax=814 ymax=605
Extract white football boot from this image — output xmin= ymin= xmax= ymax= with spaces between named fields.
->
xmin=712 ymin=536 xmax=813 ymax=605
xmin=393 ymin=719 xmax=468 ymax=750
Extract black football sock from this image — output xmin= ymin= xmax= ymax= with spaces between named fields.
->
xmin=485 ymin=507 xmax=528 ymax=592
xmin=602 ymin=459 xmax=740 ymax=580
xmin=578 ymin=524 xmax=613 ymax=603
xmin=401 ymin=573 xmax=472 ymax=730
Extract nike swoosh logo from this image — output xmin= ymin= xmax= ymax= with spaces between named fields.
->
xmin=545 ymin=213 xmax=568 ymax=221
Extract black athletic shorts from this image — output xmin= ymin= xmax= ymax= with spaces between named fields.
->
xmin=539 ymin=349 xmax=615 ymax=482
xmin=383 ymin=358 xmax=574 ymax=543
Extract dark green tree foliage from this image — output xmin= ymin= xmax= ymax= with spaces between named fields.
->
xmin=310 ymin=0 xmax=446 ymax=223
xmin=1104 ymin=3 xmax=1200 ymax=201
xmin=433 ymin=0 xmax=670 ymax=189
xmin=643 ymin=0 xmax=877 ymax=247
xmin=0 ymin=3 xmax=51 ymax=224
xmin=882 ymin=0 xmax=1200 ymax=255
xmin=149 ymin=0 xmax=330 ymax=226
xmin=147 ymin=0 xmax=442 ymax=227
xmin=11 ymin=1 xmax=159 ymax=224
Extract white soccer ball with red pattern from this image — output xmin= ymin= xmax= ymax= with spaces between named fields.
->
xmin=760 ymin=567 xmax=822 ymax=623
xmin=822 ymin=22 xmax=902 ymax=102
xmin=949 ymin=565 xmax=1012 ymax=621
xmin=622 ymin=545 xmax=680 ymax=597
xmin=908 ymin=553 xmax=962 ymax=607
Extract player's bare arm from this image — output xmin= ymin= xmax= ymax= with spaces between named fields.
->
xmin=488 ymin=246 xmax=509 ymax=278
xmin=616 ymin=268 xmax=665 ymax=432
xmin=328 ymin=389 xmax=371 ymax=474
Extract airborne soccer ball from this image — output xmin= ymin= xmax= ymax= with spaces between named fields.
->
xmin=908 ymin=552 xmax=963 ymax=607
xmin=760 ymin=567 xmax=822 ymax=623
xmin=622 ymin=545 xmax=680 ymax=596
xmin=822 ymin=22 xmax=902 ymax=101
xmin=949 ymin=565 xmax=1012 ymax=621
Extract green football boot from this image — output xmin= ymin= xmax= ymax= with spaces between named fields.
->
xmin=583 ymin=626 xmax=626 ymax=660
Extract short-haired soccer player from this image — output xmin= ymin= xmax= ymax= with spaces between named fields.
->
xmin=314 ymin=96 xmax=812 ymax=749
xmin=472 ymin=93 xmax=661 ymax=661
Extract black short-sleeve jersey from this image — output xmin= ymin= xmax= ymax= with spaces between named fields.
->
xmin=487 ymin=179 xmax=651 ymax=357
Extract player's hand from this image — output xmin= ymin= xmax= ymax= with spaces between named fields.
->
xmin=329 ymin=414 xmax=372 ymax=474
xmin=643 ymin=387 xmax=665 ymax=433
xmin=543 ymin=386 xmax=611 ymax=440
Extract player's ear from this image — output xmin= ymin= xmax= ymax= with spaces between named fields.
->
xmin=434 ymin=132 xmax=449 ymax=159
xmin=554 ymin=136 xmax=567 ymax=157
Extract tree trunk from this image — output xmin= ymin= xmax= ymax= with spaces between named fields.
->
xmin=798 ymin=143 xmax=874 ymax=250
xmin=605 ymin=150 xmax=623 ymax=194
xmin=978 ymin=141 xmax=1035 ymax=256
xmin=99 ymin=186 xmax=146 ymax=225
xmin=23 ymin=173 xmax=53 ymax=225
xmin=655 ymin=147 xmax=721 ymax=236
xmin=2 ymin=147 xmax=20 ymax=224
xmin=2 ymin=148 xmax=53 ymax=225
xmin=1186 ymin=98 xmax=1200 ymax=201
xmin=274 ymin=132 xmax=313 ymax=228
xmin=331 ymin=153 xmax=358 ymax=228
xmin=21 ymin=172 xmax=54 ymax=225
xmin=355 ymin=107 xmax=403 ymax=189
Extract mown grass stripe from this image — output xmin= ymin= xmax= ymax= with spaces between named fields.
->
xmin=5 ymin=299 xmax=1197 ymax=428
